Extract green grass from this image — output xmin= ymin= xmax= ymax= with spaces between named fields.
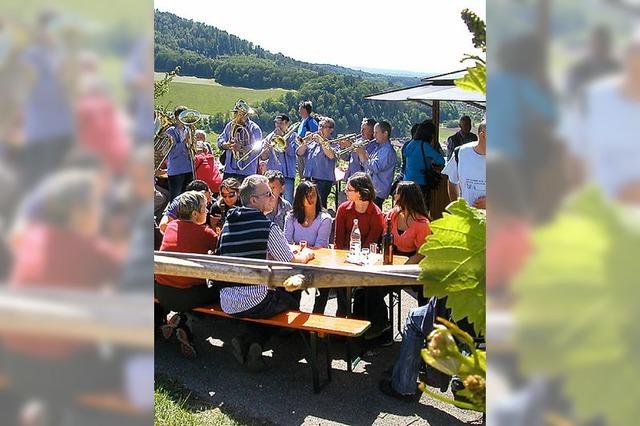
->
xmin=155 ymin=75 xmax=294 ymax=116
xmin=154 ymin=378 xmax=242 ymax=426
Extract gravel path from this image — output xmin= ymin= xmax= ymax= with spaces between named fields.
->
xmin=155 ymin=289 xmax=484 ymax=426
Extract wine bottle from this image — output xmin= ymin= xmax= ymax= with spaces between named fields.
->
xmin=383 ymin=218 xmax=394 ymax=265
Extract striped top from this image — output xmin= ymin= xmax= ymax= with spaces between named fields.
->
xmin=217 ymin=207 xmax=294 ymax=314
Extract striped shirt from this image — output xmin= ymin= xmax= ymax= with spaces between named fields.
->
xmin=218 ymin=207 xmax=294 ymax=314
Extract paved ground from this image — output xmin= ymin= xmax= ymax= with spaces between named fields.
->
xmin=155 ymin=289 xmax=485 ymax=426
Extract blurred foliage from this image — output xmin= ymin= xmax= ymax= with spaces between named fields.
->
xmin=419 ymin=199 xmax=486 ymax=336
xmin=513 ymin=188 xmax=640 ymax=425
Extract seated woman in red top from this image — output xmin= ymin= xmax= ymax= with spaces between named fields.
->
xmin=155 ymin=190 xmax=219 ymax=358
xmin=334 ymin=172 xmax=389 ymax=340
xmin=387 ymin=181 xmax=432 ymax=263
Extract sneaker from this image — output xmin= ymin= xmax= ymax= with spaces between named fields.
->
xmin=378 ymin=379 xmax=421 ymax=403
xmin=364 ymin=323 xmax=392 ymax=341
xmin=420 ymin=365 xmax=451 ymax=393
xmin=161 ymin=312 xmax=181 ymax=340
xmin=245 ymin=342 xmax=267 ymax=372
xmin=230 ymin=337 xmax=247 ymax=366
xmin=176 ymin=327 xmax=197 ymax=359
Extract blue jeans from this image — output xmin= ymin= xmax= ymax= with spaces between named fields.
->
xmin=283 ymin=177 xmax=295 ymax=205
xmin=391 ymin=297 xmax=437 ymax=395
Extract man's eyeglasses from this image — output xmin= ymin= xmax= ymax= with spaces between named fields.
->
xmin=221 ymin=192 xmax=237 ymax=199
xmin=255 ymin=190 xmax=274 ymax=199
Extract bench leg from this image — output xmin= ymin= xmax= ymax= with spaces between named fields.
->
xmin=304 ymin=332 xmax=332 ymax=393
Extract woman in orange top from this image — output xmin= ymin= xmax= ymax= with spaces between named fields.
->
xmin=387 ymin=181 xmax=432 ymax=264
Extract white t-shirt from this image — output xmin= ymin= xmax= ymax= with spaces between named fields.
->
xmin=442 ymin=142 xmax=486 ymax=205
xmin=563 ymin=76 xmax=640 ymax=197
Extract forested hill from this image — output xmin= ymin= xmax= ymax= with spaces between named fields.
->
xmin=154 ymin=10 xmax=419 ymax=88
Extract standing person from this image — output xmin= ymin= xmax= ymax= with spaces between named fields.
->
xmin=155 ymin=191 xmax=219 ymax=359
xmin=297 ymin=117 xmax=338 ymax=209
xmin=295 ymin=101 xmax=319 ymax=180
xmin=217 ymin=100 xmax=262 ymax=182
xmin=402 ymin=121 xmax=446 ymax=208
xmin=284 ymin=180 xmax=332 ymax=249
xmin=194 ymin=141 xmax=223 ymax=197
xmin=442 ymin=120 xmax=487 ymax=209
xmin=341 ymin=118 xmax=378 ymax=182
xmin=165 ymin=105 xmax=194 ymax=201
xmin=261 ymin=114 xmax=298 ymax=204
xmin=21 ymin=11 xmax=74 ymax=189
xmin=446 ymin=115 xmax=478 ymax=160
xmin=355 ymin=121 xmax=398 ymax=209
xmin=264 ymin=170 xmax=292 ymax=231
xmin=215 ymin=175 xmax=315 ymax=371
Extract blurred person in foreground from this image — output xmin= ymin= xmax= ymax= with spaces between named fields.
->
xmin=2 ymin=170 xmax=123 ymax=424
xmin=568 ymin=28 xmax=640 ymax=204
xmin=215 ymin=174 xmax=315 ymax=372
xmin=20 ymin=11 xmax=75 ymax=189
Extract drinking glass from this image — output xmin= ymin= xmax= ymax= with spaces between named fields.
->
xmin=299 ymin=240 xmax=308 ymax=250
xmin=361 ymin=248 xmax=370 ymax=265
xmin=369 ymin=243 xmax=378 ymax=254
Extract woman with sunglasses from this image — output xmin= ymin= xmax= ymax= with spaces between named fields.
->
xmin=284 ymin=180 xmax=332 ymax=249
xmin=210 ymin=177 xmax=242 ymax=231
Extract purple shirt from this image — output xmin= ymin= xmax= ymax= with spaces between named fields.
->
xmin=165 ymin=125 xmax=193 ymax=176
xmin=343 ymin=139 xmax=378 ymax=181
xmin=301 ymin=141 xmax=338 ymax=182
xmin=264 ymin=132 xmax=298 ymax=179
xmin=217 ymin=119 xmax=263 ymax=176
xmin=284 ymin=211 xmax=332 ymax=248
xmin=363 ymin=142 xmax=398 ymax=199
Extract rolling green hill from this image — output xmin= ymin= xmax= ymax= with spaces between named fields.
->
xmin=155 ymin=74 xmax=294 ymax=116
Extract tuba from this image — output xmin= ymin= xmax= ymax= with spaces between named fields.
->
xmin=177 ymin=108 xmax=201 ymax=164
xmin=154 ymin=109 xmax=175 ymax=173
xmin=229 ymin=100 xmax=254 ymax=164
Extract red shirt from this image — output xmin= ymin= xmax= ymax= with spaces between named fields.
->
xmin=4 ymin=224 xmax=122 ymax=359
xmin=155 ymin=220 xmax=218 ymax=289
xmin=194 ymin=153 xmax=223 ymax=193
xmin=386 ymin=207 xmax=431 ymax=255
xmin=334 ymin=201 xmax=384 ymax=250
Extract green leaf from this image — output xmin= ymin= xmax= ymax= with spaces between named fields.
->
xmin=418 ymin=199 xmax=486 ymax=335
xmin=455 ymin=62 xmax=486 ymax=95
xmin=513 ymin=188 xmax=640 ymax=425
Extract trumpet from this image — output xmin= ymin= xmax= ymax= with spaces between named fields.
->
xmin=336 ymin=137 xmax=376 ymax=156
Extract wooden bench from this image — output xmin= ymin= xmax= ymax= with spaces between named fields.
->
xmin=156 ymin=299 xmax=370 ymax=392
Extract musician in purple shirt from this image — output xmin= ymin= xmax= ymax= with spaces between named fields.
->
xmin=355 ymin=121 xmax=398 ymax=209
xmin=341 ymin=118 xmax=378 ymax=182
xmin=297 ymin=117 xmax=338 ymax=209
xmin=260 ymin=114 xmax=298 ymax=204
xmin=217 ymin=100 xmax=263 ymax=182
xmin=165 ymin=106 xmax=194 ymax=201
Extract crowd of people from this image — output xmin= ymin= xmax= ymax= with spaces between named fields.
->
xmin=154 ymin=97 xmax=487 ymax=397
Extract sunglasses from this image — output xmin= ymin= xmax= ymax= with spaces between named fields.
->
xmin=221 ymin=192 xmax=237 ymax=199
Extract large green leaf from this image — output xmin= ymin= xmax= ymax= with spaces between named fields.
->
xmin=455 ymin=62 xmax=486 ymax=94
xmin=418 ymin=199 xmax=486 ymax=335
xmin=513 ymin=188 xmax=640 ymax=424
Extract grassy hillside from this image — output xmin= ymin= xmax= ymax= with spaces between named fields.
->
xmin=155 ymin=74 xmax=293 ymax=116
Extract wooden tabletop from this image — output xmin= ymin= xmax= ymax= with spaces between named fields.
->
xmin=302 ymin=247 xmax=409 ymax=268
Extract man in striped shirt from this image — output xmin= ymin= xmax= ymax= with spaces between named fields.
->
xmin=216 ymin=174 xmax=314 ymax=371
